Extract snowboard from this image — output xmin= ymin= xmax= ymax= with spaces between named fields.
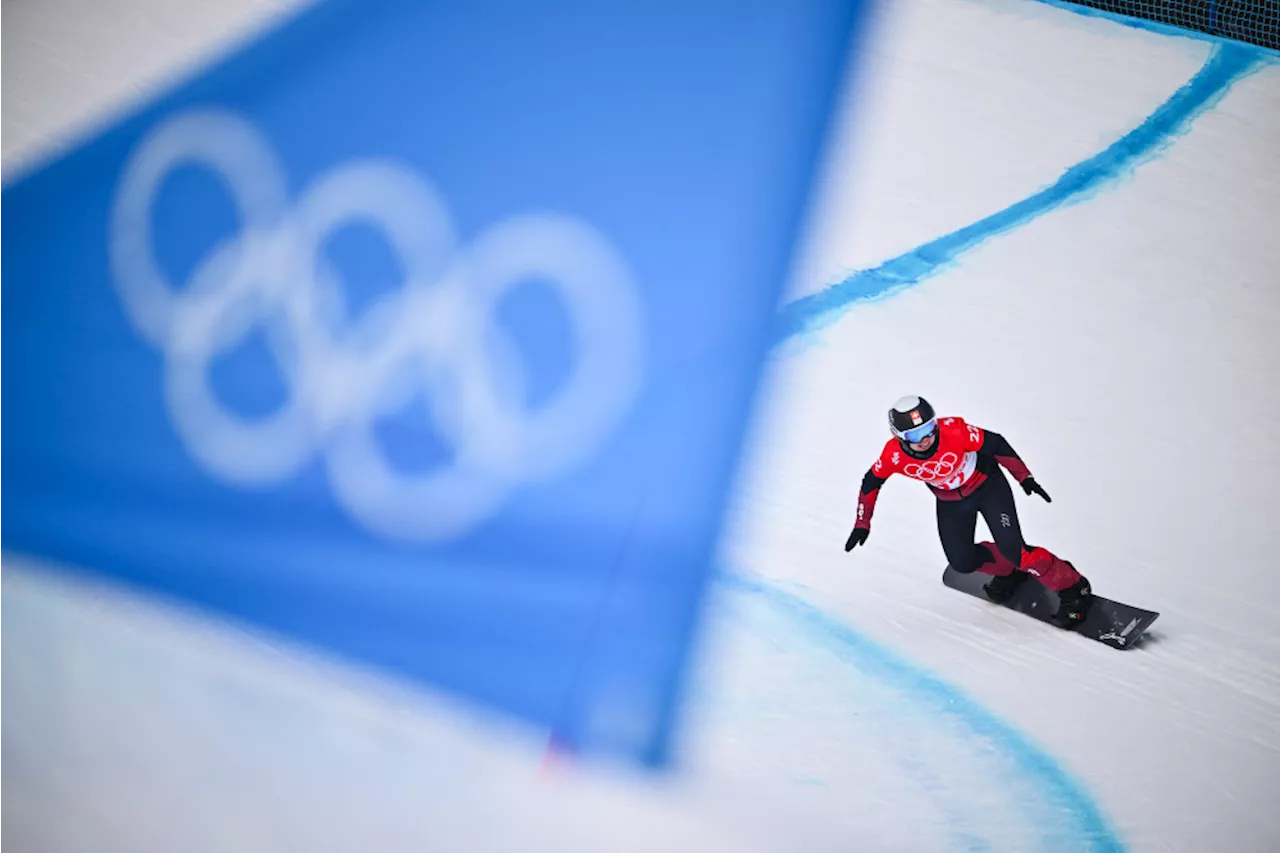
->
xmin=942 ymin=566 xmax=1159 ymax=650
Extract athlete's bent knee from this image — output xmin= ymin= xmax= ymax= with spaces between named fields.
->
xmin=951 ymin=545 xmax=995 ymax=575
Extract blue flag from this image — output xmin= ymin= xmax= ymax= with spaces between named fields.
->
xmin=3 ymin=0 xmax=866 ymax=764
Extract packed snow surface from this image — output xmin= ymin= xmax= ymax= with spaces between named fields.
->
xmin=5 ymin=0 xmax=1279 ymax=849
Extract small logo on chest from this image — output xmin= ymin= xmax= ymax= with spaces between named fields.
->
xmin=904 ymin=452 xmax=958 ymax=481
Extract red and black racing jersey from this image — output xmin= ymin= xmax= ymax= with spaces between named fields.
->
xmin=853 ymin=417 xmax=1033 ymax=530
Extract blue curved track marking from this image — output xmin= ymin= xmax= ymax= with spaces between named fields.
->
xmin=769 ymin=44 xmax=1264 ymax=346
xmin=736 ymin=43 xmax=1271 ymax=850
xmin=726 ymin=574 xmax=1125 ymax=852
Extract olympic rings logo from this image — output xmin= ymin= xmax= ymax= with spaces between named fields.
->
xmin=904 ymin=452 xmax=958 ymax=482
xmin=109 ymin=109 xmax=644 ymax=542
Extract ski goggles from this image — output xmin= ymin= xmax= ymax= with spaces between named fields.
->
xmin=895 ymin=418 xmax=937 ymax=444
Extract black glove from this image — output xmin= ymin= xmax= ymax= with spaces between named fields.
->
xmin=845 ymin=527 xmax=870 ymax=552
xmin=1021 ymin=477 xmax=1052 ymax=503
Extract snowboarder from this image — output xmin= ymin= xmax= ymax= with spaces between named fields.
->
xmin=844 ymin=395 xmax=1092 ymax=627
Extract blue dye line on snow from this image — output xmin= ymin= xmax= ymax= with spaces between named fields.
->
xmin=725 ymin=573 xmax=1125 ymax=853
xmin=770 ymin=43 xmax=1264 ymax=346
xmin=733 ymin=27 xmax=1271 ymax=853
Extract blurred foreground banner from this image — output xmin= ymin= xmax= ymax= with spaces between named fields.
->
xmin=3 ymin=0 xmax=865 ymax=764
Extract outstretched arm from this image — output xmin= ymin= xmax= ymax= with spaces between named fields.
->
xmin=846 ymin=466 xmax=888 ymax=551
xmin=979 ymin=430 xmax=1051 ymax=502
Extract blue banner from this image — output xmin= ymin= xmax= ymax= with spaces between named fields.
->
xmin=3 ymin=0 xmax=865 ymax=764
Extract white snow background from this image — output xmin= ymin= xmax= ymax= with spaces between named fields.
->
xmin=4 ymin=0 xmax=1279 ymax=850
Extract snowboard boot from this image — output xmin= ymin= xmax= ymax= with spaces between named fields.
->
xmin=983 ymin=569 xmax=1030 ymax=604
xmin=1052 ymin=570 xmax=1092 ymax=628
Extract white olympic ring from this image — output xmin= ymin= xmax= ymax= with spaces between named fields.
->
xmin=109 ymin=109 xmax=644 ymax=542
xmin=904 ymin=452 xmax=958 ymax=482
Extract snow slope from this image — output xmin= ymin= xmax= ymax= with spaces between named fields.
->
xmin=5 ymin=0 xmax=1280 ymax=850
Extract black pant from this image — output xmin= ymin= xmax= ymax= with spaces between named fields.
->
xmin=937 ymin=470 xmax=1025 ymax=574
